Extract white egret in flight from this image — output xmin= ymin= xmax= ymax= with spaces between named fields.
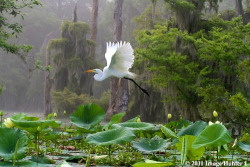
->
xmin=85 ymin=41 xmax=149 ymax=96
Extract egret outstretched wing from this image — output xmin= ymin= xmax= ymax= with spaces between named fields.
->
xmin=105 ymin=41 xmax=134 ymax=73
xmin=86 ymin=41 xmax=148 ymax=95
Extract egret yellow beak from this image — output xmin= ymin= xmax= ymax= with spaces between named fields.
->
xmin=85 ymin=69 xmax=94 ymax=73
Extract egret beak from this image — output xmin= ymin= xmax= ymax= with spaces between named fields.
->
xmin=85 ymin=69 xmax=94 ymax=73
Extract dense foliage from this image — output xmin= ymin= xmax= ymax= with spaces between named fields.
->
xmin=136 ymin=17 xmax=250 ymax=126
xmin=0 ymin=0 xmax=41 ymax=58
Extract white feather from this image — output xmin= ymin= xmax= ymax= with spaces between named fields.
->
xmin=104 ymin=41 xmax=136 ymax=79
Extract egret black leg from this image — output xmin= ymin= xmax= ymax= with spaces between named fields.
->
xmin=124 ymin=77 xmax=149 ymax=96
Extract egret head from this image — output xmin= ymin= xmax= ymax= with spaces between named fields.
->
xmin=85 ymin=69 xmax=102 ymax=74
xmin=85 ymin=69 xmax=104 ymax=81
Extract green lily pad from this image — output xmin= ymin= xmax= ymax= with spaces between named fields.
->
xmin=86 ymin=127 xmax=135 ymax=146
xmin=103 ymin=112 xmax=126 ymax=130
xmin=30 ymin=155 xmax=55 ymax=164
xmin=238 ymin=141 xmax=250 ymax=152
xmin=127 ymin=115 xmax=140 ymax=122
xmin=176 ymin=135 xmax=205 ymax=161
xmin=193 ymin=123 xmax=232 ymax=149
xmin=43 ymin=131 xmax=62 ymax=141
xmin=161 ymin=125 xmax=178 ymax=139
xmin=132 ymin=136 xmax=170 ymax=153
xmin=133 ymin=160 xmax=173 ymax=167
xmin=177 ymin=121 xmax=207 ymax=137
xmin=11 ymin=119 xmax=61 ymax=134
xmin=0 ymin=128 xmax=28 ymax=161
xmin=113 ymin=122 xmax=155 ymax=131
xmin=0 ymin=161 xmax=38 ymax=167
xmin=70 ymin=103 xmax=105 ymax=129
xmin=12 ymin=119 xmax=61 ymax=128
xmin=218 ymin=144 xmax=229 ymax=155
xmin=11 ymin=113 xmax=27 ymax=121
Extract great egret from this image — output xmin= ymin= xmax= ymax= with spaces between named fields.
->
xmin=85 ymin=41 xmax=149 ymax=96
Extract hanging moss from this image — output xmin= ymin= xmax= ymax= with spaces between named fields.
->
xmin=84 ymin=56 xmax=100 ymax=69
xmin=48 ymin=38 xmax=68 ymax=50
xmin=68 ymin=22 xmax=90 ymax=37
xmin=48 ymin=20 xmax=96 ymax=98
xmin=52 ymin=53 xmax=62 ymax=64
xmin=64 ymin=57 xmax=83 ymax=69
xmin=67 ymin=75 xmax=81 ymax=94
xmin=87 ymin=39 xmax=96 ymax=47
xmin=61 ymin=21 xmax=71 ymax=36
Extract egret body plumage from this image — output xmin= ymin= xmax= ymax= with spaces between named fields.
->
xmin=86 ymin=41 xmax=149 ymax=96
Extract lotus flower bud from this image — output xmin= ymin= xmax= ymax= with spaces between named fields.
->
xmin=213 ymin=110 xmax=218 ymax=117
xmin=208 ymin=121 xmax=214 ymax=126
xmin=168 ymin=114 xmax=172 ymax=119
xmin=54 ymin=113 xmax=57 ymax=118
xmin=215 ymin=121 xmax=221 ymax=124
xmin=37 ymin=126 xmax=41 ymax=132
xmin=0 ymin=110 xmax=3 ymax=116
xmin=64 ymin=110 xmax=66 ymax=115
xmin=232 ymin=138 xmax=237 ymax=148
xmin=4 ymin=118 xmax=14 ymax=128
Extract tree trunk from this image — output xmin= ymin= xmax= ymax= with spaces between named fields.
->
xmin=44 ymin=47 xmax=52 ymax=116
xmin=57 ymin=0 xmax=63 ymax=19
xmin=89 ymin=0 xmax=99 ymax=58
xmin=235 ymin=0 xmax=245 ymax=23
xmin=105 ymin=0 xmax=128 ymax=120
xmin=73 ymin=2 xmax=78 ymax=22
xmin=235 ymin=0 xmax=243 ymax=16
xmin=151 ymin=0 xmax=157 ymax=28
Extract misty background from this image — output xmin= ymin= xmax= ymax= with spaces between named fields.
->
xmin=0 ymin=0 xmax=248 ymax=121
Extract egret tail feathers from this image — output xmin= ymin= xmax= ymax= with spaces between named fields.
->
xmin=125 ymin=72 xmax=137 ymax=79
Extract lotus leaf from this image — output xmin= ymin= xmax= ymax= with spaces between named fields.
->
xmin=165 ymin=120 xmax=191 ymax=130
xmin=70 ymin=103 xmax=105 ymax=129
xmin=103 ymin=112 xmax=126 ymax=130
xmin=132 ymin=136 xmax=170 ymax=153
xmin=11 ymin=113 xmax=27 ymax=121
xmin=176 ymin=135 xmax=205 ymax=161
xmin=177 ymin=121 xmax=207 ymax=137
xmin=43 ymin=131 xmax=62 ymax=140
xmin=238 ymin=141 xmax=250 ymax=152
xmin=127 ymin=115 xmax=140 ymax=122
xmin=11 ymin=119 xmax=61 ymax=134
xmin=193 ymin=123 xmax=232 ymax=149
xmin=86 ymin=127 xmax=135 ymax=146
xmin=112 ymin=122 xmax=154 ymax=131
xmin=133 ymin=159 xmax=173 ymax=167
xmin=30 ymin=155 xmax=55 ymax=164
xmin=0 ymin=161 xmax=38 ymax=166
xmin=0 ymin=128 xmax=28 ymax=160
xmin=161 ymin=125 xmax=178 ymax=139
xmin=218 ymin=144 xmax=229 ymax=155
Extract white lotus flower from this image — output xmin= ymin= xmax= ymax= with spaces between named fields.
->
xmin=4 ymin=118 xmax=14 ymax=128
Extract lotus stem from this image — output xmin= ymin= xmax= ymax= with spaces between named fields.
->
xmin=231 ymin=150 xmax=233 ymax=161
xmin=13 ymin=138 xmax=19 ymax=167
xmin=0 ymin=115 xmax=2 ymax=128
xmin=108 ymin=145 xmax=111 ymax=165
xmin=217 ymin=147 xmax=218 ymax=162
xmin=36 ymin=133 xmax=39 ymax=165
